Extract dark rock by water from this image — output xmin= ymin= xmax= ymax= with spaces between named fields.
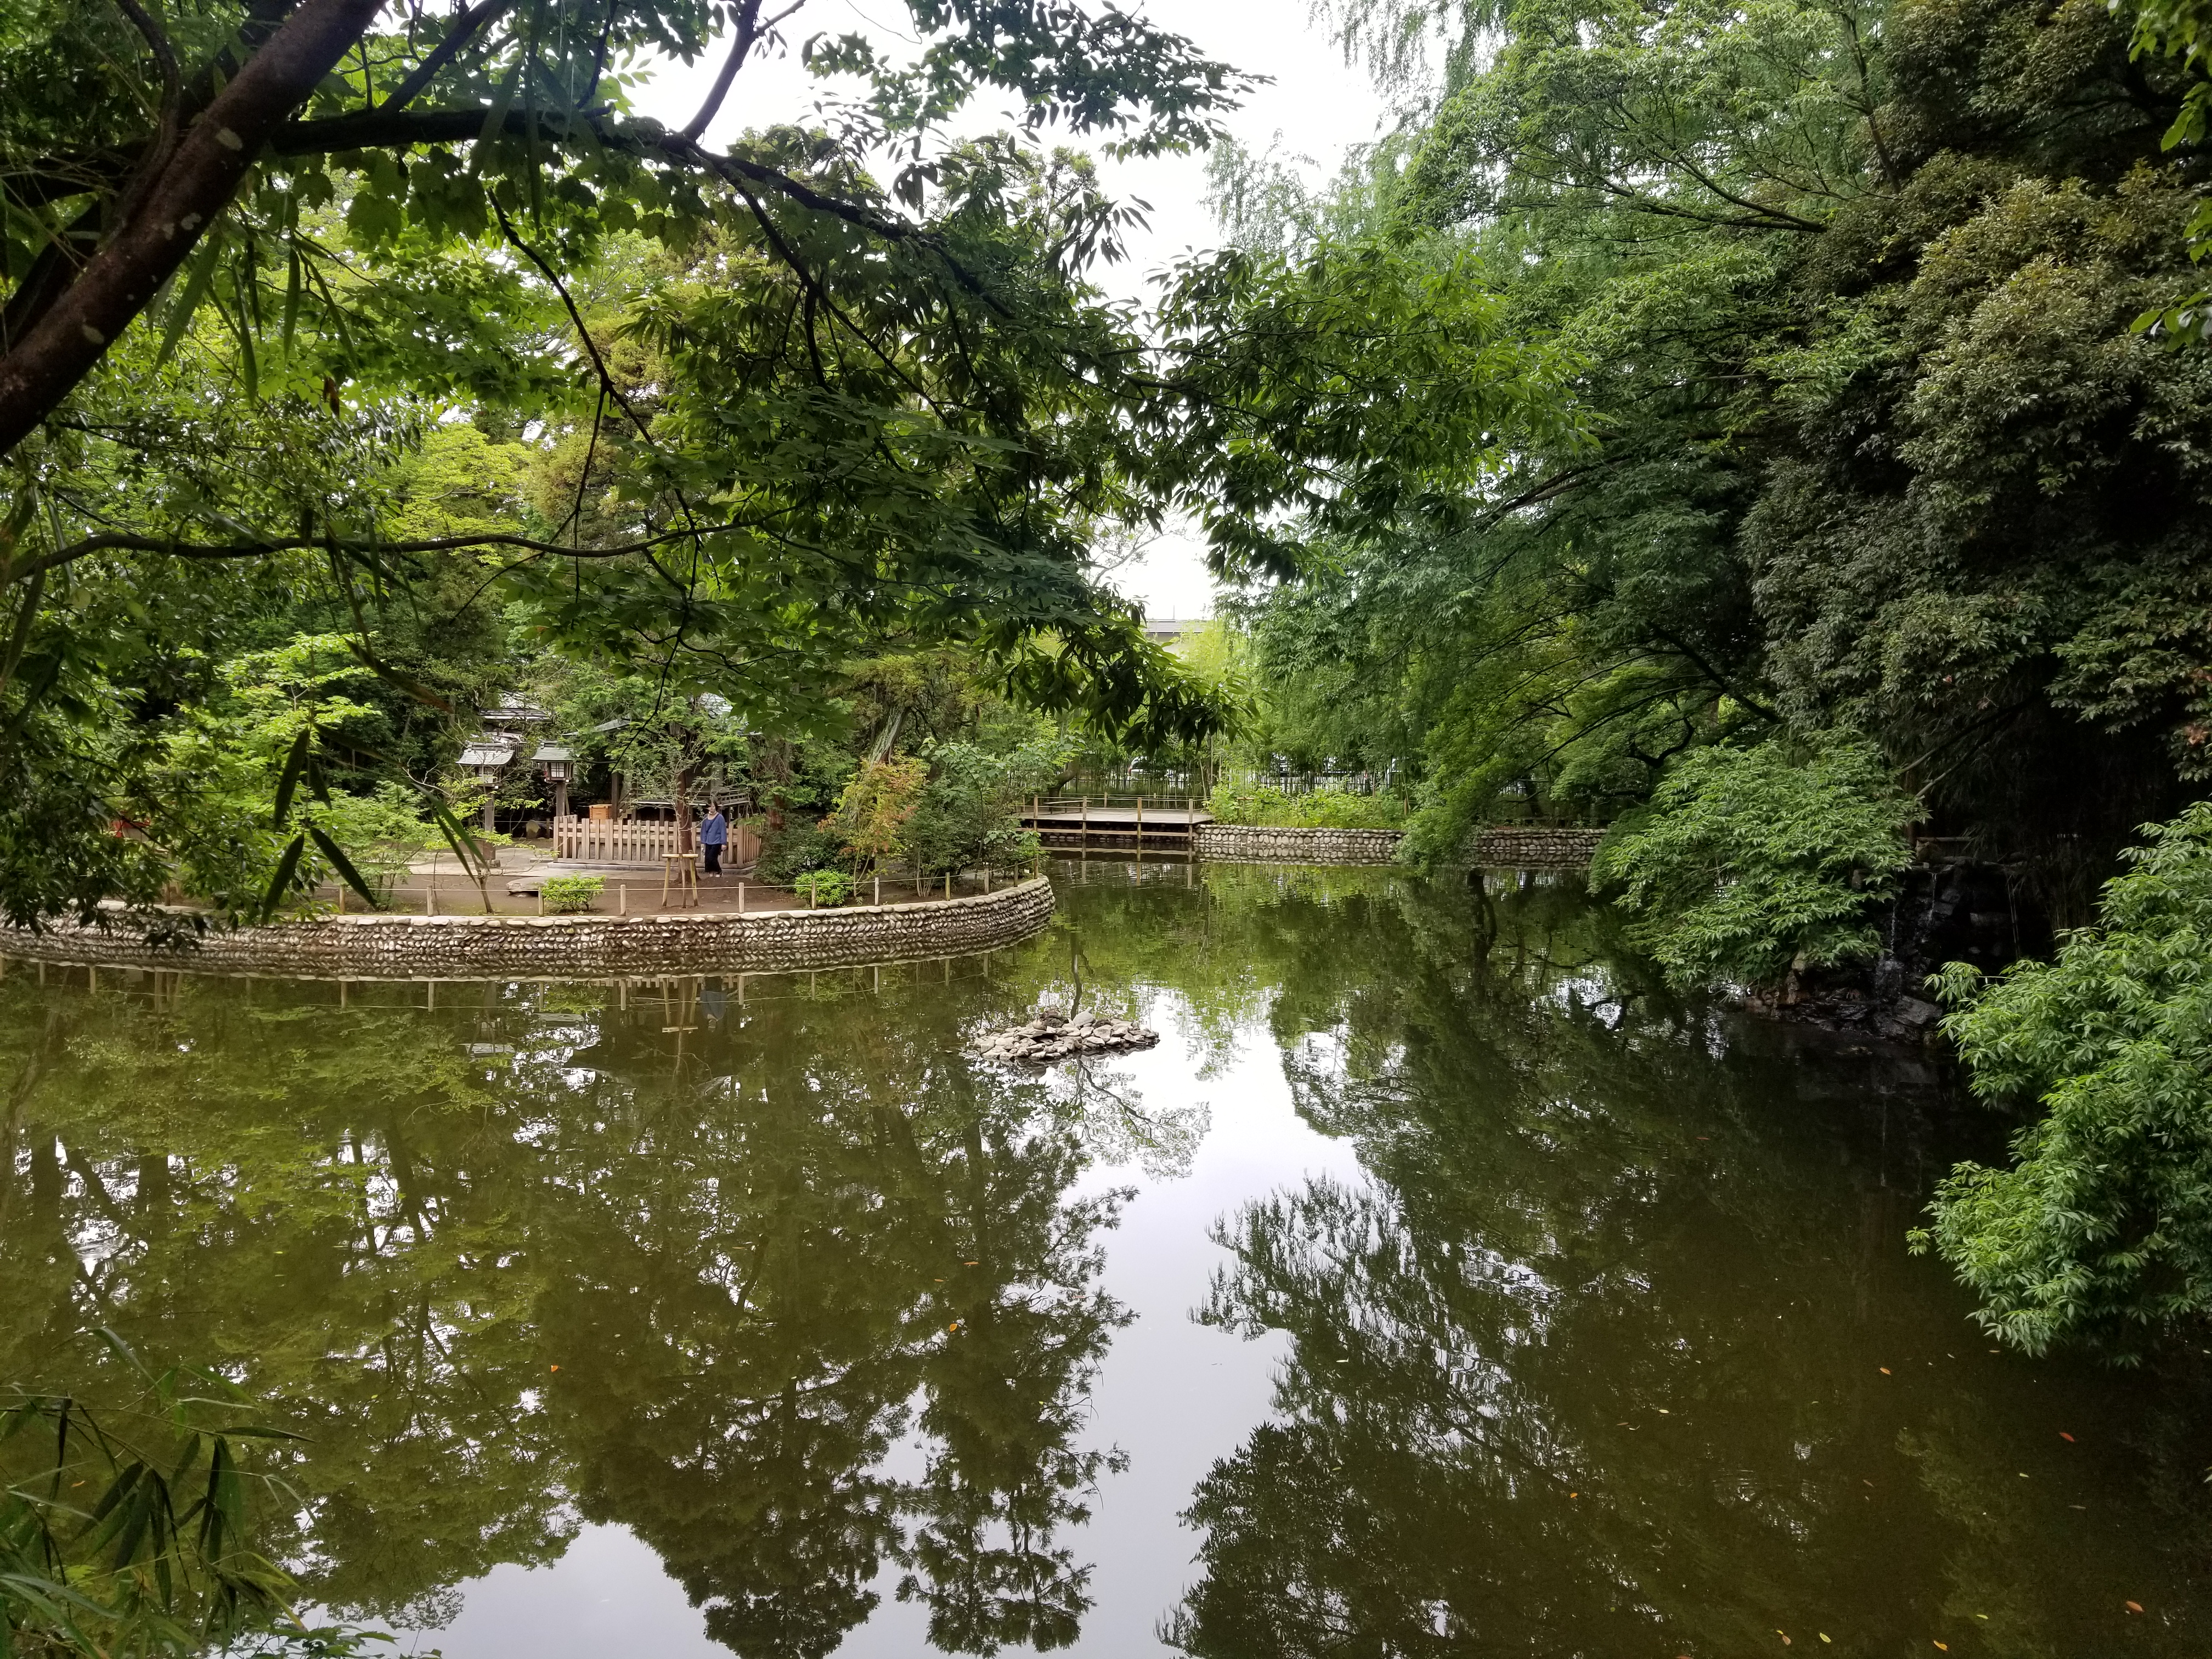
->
xmin=972 ymin=1005 xmax=1160 ymax=1064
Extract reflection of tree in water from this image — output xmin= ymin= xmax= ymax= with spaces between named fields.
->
xmin=1167 ymin=877 xmax=2212 ymax=1658
xmin=0 ymin=965 xmax=1126 ymax=1657
xmin=1048 ymin=1058 xmax=1208 ymax=1181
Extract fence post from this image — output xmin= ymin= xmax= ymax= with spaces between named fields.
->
xmin=737 ymin=882 xmax=746 ymax=916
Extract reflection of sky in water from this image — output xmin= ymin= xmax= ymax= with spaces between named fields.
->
xmin=16 ymin=861 xmax=2212 ymax=1658
xmin=425 ymin=973 xmax=1367 ymax=1658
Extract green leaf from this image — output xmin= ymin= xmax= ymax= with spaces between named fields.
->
xmin=258 ymin=834 xmax=306 ymax=921
xmin=308 ymin=826 xmax=378 ymax=909
xmin=270 ymin=729 xmax=312 ymax=828
xmin=154 ymin=227 xmax=226 ymax=369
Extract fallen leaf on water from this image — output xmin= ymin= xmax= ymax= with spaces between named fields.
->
xmin=1933 ymin=1643 xmax=1947 ymax=1651
xmin=1880 ymin=1367 xmax=1893 ymax=1375
xmin=2060 ymin=1431 xmax=2076 ymax=1442
xmin=1775 ymin=1632 xmax=1790 ymax=1646
xmin=1819 ymin=1636 xmax=1831 ymax=1645
xmin=1568 ymin=1492 xmax=1578 ymax=1499
xmin=2126 ymin=1601 xmax=2144 ymax=1613
xmin=549 ymin=1364 xmax=560 ymax=1372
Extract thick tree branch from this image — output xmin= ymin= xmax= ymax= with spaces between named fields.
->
xmin=376 ymin=0 xmax=517 ymax=114
xmin=680 ymin=0 xmax=767 ymax=139
xmin=0 ymin=0 xmax=394 ymax=456
xmin=10 ymin=523 xmax=742 ymax=583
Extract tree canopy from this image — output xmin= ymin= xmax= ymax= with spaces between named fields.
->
xmin=0 ymin=0 xmax=1577 ymax=927
xmin=1215 ymin=0 xmax=2212 ymax=926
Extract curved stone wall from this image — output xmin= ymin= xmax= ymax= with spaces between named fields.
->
xmin=1193 ymin=823 xmax=1606 ymax=868
xmin=0 ymin=878 xmax=1056 ymax=981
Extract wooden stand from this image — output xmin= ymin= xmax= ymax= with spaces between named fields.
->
xmin=661 ymin=852 xmax=700 ymax=909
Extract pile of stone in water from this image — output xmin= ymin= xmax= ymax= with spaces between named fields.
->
xmin=972 ymin=1005 xmax=1159 ymax=1064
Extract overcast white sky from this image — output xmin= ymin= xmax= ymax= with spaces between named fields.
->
xmin=630 ymin=0 xmax=1392 ymax=620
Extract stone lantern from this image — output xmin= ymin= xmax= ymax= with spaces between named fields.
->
xmin=534 ymin=743 xmax=575 ymax=821
xmin=458 ymin=737 xmax=518 ymax=832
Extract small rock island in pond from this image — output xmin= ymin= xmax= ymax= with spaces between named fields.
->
xmin=972 ymin=1003 xmax=1160 ymax=1065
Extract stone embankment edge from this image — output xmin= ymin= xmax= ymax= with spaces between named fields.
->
xmin=0 ymin=878 xmax=1056 ymax=981
xmin=1193 ymin=824 xmax=1606 ymax=870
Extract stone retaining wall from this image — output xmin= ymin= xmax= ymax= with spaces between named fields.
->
xmin=0 ymin=878 xmax=1056 ymax=981
xmin=1467 ymin=827 xmax=1607 ymax=869
xmin=1193 ymin=823 xmax=1606 ymax=869
xmin=1193 ymin=825 xmax=1408 ymax=865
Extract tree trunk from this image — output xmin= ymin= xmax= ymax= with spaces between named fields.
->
xmin=0 ymin=0 xmax=391 ymax=455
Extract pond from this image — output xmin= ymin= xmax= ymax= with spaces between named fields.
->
xmin=3 ymin=862 xmax=2208 ymax=1657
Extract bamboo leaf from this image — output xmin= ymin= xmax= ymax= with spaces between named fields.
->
xmin=154 ymin=227 xmax=226 ymax=369
xmin=259 ymin=834 xmax=306 ymax=921
xmin=308 ymin=826 xmax=377 ymax=909
xmin=270 ymin=729 xmax=312 ymax=828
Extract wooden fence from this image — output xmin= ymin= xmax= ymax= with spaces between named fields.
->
xmin=551 ymin=816 xmax=773 ymax=865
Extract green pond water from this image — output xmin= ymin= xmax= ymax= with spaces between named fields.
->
xmin=3 ymin=861 xmax=2209 ymax=1657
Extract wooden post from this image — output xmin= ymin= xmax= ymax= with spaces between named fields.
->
xmin=337 ymin=884 xmax=345 ymax=913
xmin=737 ymin=882 xmax=746 ymax=916
xmin=619 ymin=883 xmax=627 ymax=916
xmin=945 ymin=870 xmax=951 ymax=899
xmin=426 ymin=886 xmax=436 ymax=916
xmin=983 ymin=866 xmax=991 ymax=893
xmin=538 ymin=889 xmax=545 ymax=916
xmin=874 ymin=876 xmax=881 ymax=906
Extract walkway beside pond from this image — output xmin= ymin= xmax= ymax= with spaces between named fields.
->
xmin=1019 ymin=798 xmax=1211 ymax=853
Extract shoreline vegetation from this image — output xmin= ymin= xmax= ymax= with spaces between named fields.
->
xmin=8 ymin=0 xmax=2212 ymax=1644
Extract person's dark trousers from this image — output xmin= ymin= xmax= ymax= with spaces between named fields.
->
xmin=703 ymin=842 xmax=723 ymax=876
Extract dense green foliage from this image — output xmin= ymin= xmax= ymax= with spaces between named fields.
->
xmin=1591 ymin=740 xmax=1920 ymax=990
xmin=0 ymin=0 xmax=1578 ymax=928
xmin=1216 ymin=0 xmax=2212 ymax=926
xmin=1914 ymin=804 xmax=2212 ymax=1354
xmin=1202 ymin=783 xmax=1408 ymax=830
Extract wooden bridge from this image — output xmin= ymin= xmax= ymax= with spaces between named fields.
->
xmin=1020 ymin=797 xmax=1211 ymax=854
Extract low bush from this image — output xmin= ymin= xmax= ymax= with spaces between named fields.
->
xmin=540 ymin=873 xmax=604 ymax=913
xmin=1912 ymin=803 xmax=2212 ymax=1356
xmin=1588 ymin=739 xmax=1918 ymax=992
xmin=793 ymin=869 xmax=853 ymax=906
xmin=753 ymin=816 xmax=841 ymax=883
xmin=1205 ymin=783 xmax=1408 ymax=830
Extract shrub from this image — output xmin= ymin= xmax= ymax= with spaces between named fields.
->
xmin=753 ymin=816 xmax=841 ymax=883
xmin=793 ymin=869 xmax=853 ymax=906
xmin=828 ymin=757 xmax=928 ymax=875
xmin=540 ymin=873 xmax=604 ymax=913
xmin=1911 ymin=804 xmax=2212 ymax=1356
xmin=1205 ymin=783 xmax=1407 ymax=830
xmin=905 ymin=737 xmax=1069 ymax=873
xmin=1588 ymin=739 xmax=1919 ymax=991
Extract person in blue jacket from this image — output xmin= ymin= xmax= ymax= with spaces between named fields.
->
xmin=699 ymin=804 xmax=729 ymax=876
